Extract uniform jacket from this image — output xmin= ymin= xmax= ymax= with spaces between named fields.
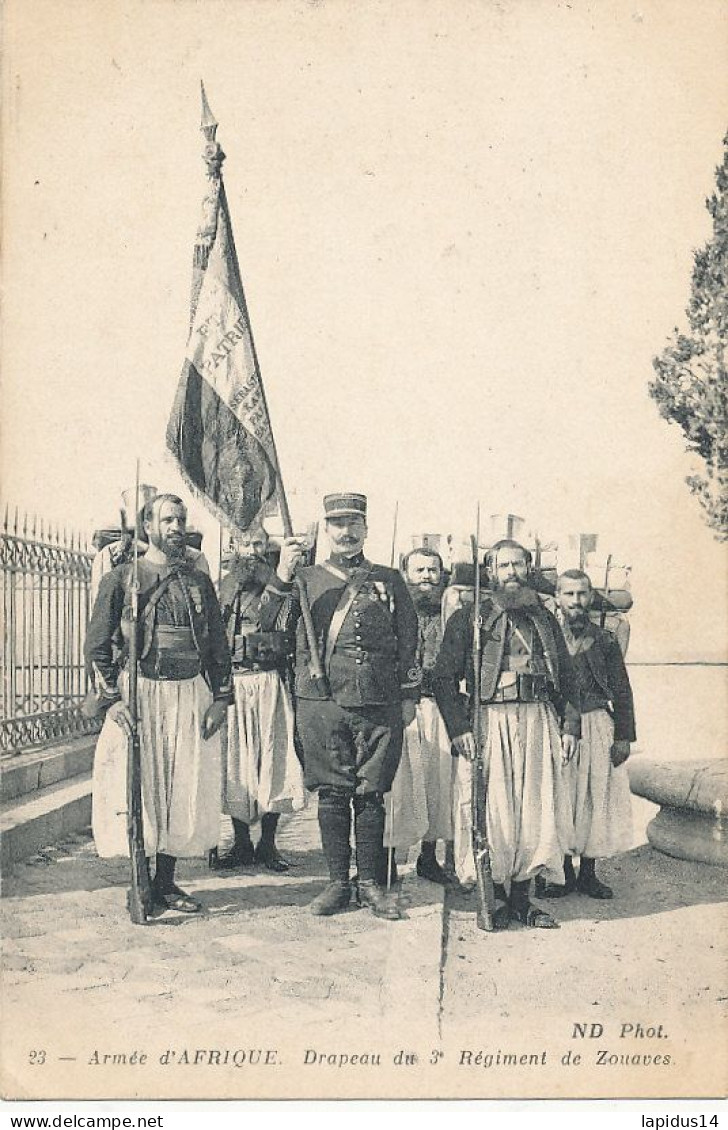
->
xmin=218 ymin=560 xmax=293 ymax=674
xmin=432 ymin=593 xmax=581 ymax=740
xmin=90 ymin=538 xmax=209 ymax=606
xmin=85 ymin=555 xmax=232 ymax=702
xmin=563 ymin=621 xmax=636 ymax=742
xmin=410 ymin=600 xmax=445 ymax=697
xmin=259 ymin=555 xmax=420 ymax=707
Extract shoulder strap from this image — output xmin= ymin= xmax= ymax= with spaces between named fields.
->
xmin=323 ymin=565 xmax=374 ymax=677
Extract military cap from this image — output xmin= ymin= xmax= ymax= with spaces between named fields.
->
xmin=323 ymin=492 xmax=367 ymax=519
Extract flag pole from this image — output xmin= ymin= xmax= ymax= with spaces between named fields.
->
xmin=198 ymin=83 xmax=327 ymax=689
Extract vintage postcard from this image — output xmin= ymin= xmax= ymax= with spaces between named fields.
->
xmin=1 ymin=0 xmax=726 ymax=1105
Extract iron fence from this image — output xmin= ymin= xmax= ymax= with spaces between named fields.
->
xmin=1 ymin=509 xmax=100 ymax=755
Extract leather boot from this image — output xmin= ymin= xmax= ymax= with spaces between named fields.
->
xmin=356 ymin=879 xmax=402 ymax=920
xmin=535 ymin=855 xmax=577 ymax=898
xmin=255 ymin=812 xmax=290 ymax=872
xmin=577 ymin=856 xmax=613 ymax=899
xmin=509 ymin=878 xmax=559 ymax=929
xmin=212 ymin=819 xmax=255 ymax=870
xmin=354 ymin=793 xmax=403 ymax=919
xmin=443 ymin=839 xmax=458 ymax=883
xmin=309 ymin=881 xmax=352 ymax=916
xmin=310 ymin=787 xmax=353 ymax=916
xmin=152 ymin=853 xmax=202 ymax=913
xmin=416 ymin=841 xmax=457 ymax=886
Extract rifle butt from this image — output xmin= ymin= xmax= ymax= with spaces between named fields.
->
xmin=127 ymin=733 xmax=151 ymax=924
xmin=474 ymin=845 xmax=497 ymax=932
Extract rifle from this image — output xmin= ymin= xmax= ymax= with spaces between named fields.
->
xmin=600 ymin=554 xmax=612 ymax=630
xmin=470 ymin=506 xmax=496 ymax=932
xmin=125 ymin=462 xmax=153 ymax=924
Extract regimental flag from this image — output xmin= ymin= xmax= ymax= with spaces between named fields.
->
xmin=166 ymin=87 xmax=278 ymax=533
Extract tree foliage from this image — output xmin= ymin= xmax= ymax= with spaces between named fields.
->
xmin=649 ymin=132 xmax=728 ymax=539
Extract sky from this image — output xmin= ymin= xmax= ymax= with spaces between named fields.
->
xmin=2 ymin=0 xmax=727 ymax=661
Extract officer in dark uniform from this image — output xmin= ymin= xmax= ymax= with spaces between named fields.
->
xmin=260 ymin=492 xmax=420 ymax=919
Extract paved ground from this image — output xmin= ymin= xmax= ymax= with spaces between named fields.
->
xmin=440 ymin=847 xmax=728 ymax=1099
xmin=1 ymin=803 xmax=726 ymax=1101
xmin=1 ymin=805 xmax=444 ymax=1101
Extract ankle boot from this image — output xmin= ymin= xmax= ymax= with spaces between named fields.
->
xmin=255 ymin=812 xmax=289 ymax=872
xmin=309 ymin=881 xmax=352 ymax=916
xmin=416 ymin=840 xmax=456 ymax=886
xmin=536 ymin=855 xmax=577 ymax=898
xmin=509 ymin=878 xmax=559 ymax=929
xmin=577 ymin=856 xmax=613 ymax=899
xmin=213 ymin=819 xmax=255 ymax=870
xmin=356 ymin=879 xmax=402 ymax=920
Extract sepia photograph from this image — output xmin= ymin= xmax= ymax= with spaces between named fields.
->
xmin=1 ymin=0 xmax=726 ymax=1106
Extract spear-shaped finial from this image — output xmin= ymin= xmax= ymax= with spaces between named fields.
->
xmin=200 ymin=80 xmax=217 ymax=141
xmin=3 ymin=503 xmax=8 ymax=532
xmin=200 ymin=80 xmax=225 ymax=178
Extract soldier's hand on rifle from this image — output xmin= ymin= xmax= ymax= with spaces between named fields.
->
xmin=610 ymin=739 xmax=630 ymax=768
xmin=452 ymin=731 xmax=476 ymax=761
xmin=401 ymin=700 xmax=416 ymax=726
xmin=108 ymin=700 xmax=133 ymax=739
xmin=201 ymin=700 xmax=228 ymax=740
xmin=561 ymin=734 xmax=578 ymax=764
xmin=277 ymin=537 xmax=307 ymax=582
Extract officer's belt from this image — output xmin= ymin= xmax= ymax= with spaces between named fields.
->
xmin=333 ymin=645 xmax=391 ymax=660
xmin=489 ymin=673 xmax=550 ymax=704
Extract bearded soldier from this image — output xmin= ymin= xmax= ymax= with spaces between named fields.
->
xmin=87 ymin=494 xmax=231 ymax=914
xmin=212 ymin=525 xmax=305 ymax=872
xmin=433 ymin=539 xmax=580 ymax=930
xmin=384 ymin=547 xmax=456 ymax=886
xmin=90 ymin=484 xmax=209 ymax=605
xmin=260 ymin=492 xmax=420 ymax=920
xmin=536 ymin=569 xmax=635 ymax=900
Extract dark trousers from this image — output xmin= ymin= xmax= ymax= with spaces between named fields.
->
xmin=296 ymin=698 xmax=404 ymax=795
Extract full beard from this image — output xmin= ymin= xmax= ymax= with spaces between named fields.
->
xmin=491 ymin=581 xmax=539 ymax=611
xmin=156 ymin=537 xmax=186 ymax=561
xmin=407 ymin=580 xmax=445 ymax=612
xmin=231 ymin=556 xmax=273 ymax=591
